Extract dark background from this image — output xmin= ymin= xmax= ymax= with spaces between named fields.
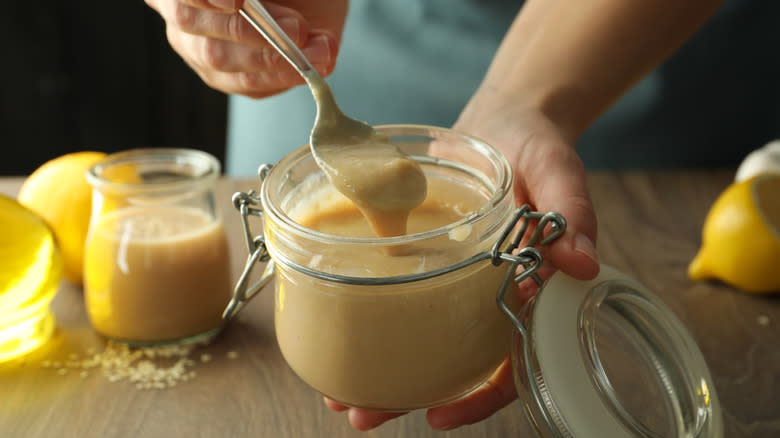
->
xmin=1 ymin=3 xmax=228 ymax=176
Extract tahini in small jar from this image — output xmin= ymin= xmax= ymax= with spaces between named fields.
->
xmin=84 ymin=149 xmax=232 ymax=346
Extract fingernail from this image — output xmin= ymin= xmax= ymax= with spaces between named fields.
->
xmin=277 ymin=18 xmax=301 ymax=43
xmin=207 ymin=0 xmax=237 ymax=11
xmin=303 ymin=35 xmax=332 ymax=65
xmin=574 ymin=233 xmax=599 ymax=264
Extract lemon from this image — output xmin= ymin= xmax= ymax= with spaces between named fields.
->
xmin=17 ymin=151 xmax=107 ymax=286
xmin=0 ymin=195 xmax=62 ymax=362
xmin=735 ymin=139 xmax=780 ymax=182
xmin=688 ymin=174 xmax=780 ymax=294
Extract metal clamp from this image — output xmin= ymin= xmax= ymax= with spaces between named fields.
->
xmin=494 ymin=205 xmax=567 ymax=332
xmin=222 ymin=165 xmax=275 ymax=322
xmin=494 ymin=207 xmax=569 ymax=438
xmin=222 ymin=163 xmax=567 ymax=325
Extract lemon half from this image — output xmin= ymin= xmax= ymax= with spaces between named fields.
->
xmin=688 ymin=174 xmax=780 ymax=294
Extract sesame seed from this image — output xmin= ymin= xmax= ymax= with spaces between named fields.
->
xmin=34 ymin=338 xmax=220 ymax=390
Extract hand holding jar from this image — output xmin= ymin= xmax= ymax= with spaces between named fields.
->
xmin=323 ymin=105 xmax=601 ymax=431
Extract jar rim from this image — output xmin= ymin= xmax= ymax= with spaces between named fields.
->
xmin=86 ymin=148 xmax=220 ymax=194
xmin=260 ymin=124 xmax=513 ymax=246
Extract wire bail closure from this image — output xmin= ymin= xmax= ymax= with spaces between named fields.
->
xmin=492 ymin=205 xmax=566 ymax=333
xmin=223 ymin=163 xmax=567 ymax=330
xmin=222 ymin=164 xmax=274 ymax=322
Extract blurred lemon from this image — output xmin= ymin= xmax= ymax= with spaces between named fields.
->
xmin=0 ymin=195 xmax=61 ymax=362
xmin=735 ymin=140 xmax=780 ymax=182
xmin=17 ymin=151 xmax=106 ymax=285
xmin=688 ymin=174 xmax=780 ymax=294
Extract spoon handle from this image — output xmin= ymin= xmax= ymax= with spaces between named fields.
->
xmin=240 ymin=0 xmax=322 ymax=84
xmin=240 ymin=0 xmax=343 ymax=117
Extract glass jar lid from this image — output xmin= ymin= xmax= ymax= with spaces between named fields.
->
xmin=512 ymin=265 xmax=723 ymax=438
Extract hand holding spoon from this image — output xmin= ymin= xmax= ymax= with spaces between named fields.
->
xmin=240 ymin=0 xmax=426 ymax=237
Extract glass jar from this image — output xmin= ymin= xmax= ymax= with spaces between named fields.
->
xmin=507 ymin=265 xmax=723 ymax=437
xmin=225 ymin=124 xmax=723 ymax=436
xmin=227 ymin=125 xmax=523 ymax=410
xmin=84 ymin=148 xmax=232 ymax=346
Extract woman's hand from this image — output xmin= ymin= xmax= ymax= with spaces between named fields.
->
xmin=323 ymin=90 xmax=600 ymax=431
xmin=323 ymin=356 xmax=518 ymax=431
xmin=144 ymin=0 xmax=346 ymax=98
xmin=454 ymin=88 xmax=600 ymax=284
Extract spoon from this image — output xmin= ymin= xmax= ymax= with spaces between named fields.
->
xmin=240 ymin=0 xmax=427 ymax=237
xmin=240 ymin=1 xmax=373 ymax=150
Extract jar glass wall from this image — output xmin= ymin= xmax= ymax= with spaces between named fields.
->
xmin=259 ymin=125 xmax=519 ymax=411
xmin=512 ymin=265 xmax=724 ymax=438
xmin=84 ymin=148 xmax=232 ymax=346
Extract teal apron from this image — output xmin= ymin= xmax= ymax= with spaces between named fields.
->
xmin=226 ymin=0 xmax=780 ymax=175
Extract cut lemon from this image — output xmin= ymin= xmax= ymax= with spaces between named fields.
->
xmin=735 ymin=140 xmax=780 ymax=182
xmin=688 ymin=174 xmax=780 ymax=294
xmin=0 ymin=195 xmax=62 ymax=362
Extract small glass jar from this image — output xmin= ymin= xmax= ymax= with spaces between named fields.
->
xmin=84 ymin=148 xmax=232 ymax=346
xmin=226 ymin=124 xmax=723 ymax=436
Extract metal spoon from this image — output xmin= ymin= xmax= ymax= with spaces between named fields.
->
xmin=239 ymin=0 xmax=427 ymax=230
xmin=240 ymin=0 xmax=376 ymax=158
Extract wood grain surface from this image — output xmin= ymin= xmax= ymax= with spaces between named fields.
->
xmin=1 ymin=172 xmax=778 ymax=438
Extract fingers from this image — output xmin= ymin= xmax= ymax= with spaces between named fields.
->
xmin=348 ymin=409 xmax=407 ymax=431
xmin=518 ymin=138 xmax=600 ymax=280
xmin=323 ymin=397 xmax=408 ymax=431
xmin=146 ymin=0 xmax=340 ymax=97
xmin=181 ymin=33 xmax=334 ymax=97
xmin=178 ymin=0 xmax=241 ymax=12
xmin=168 ymin=27 xmax=333 ymax=73
xmin=323 ymin=397 xmax=349 ymax=412
xmin=162 ymin=1 xmax=304 ymax=47
xmin=322 ymin=359 xmax=517 ymax=432
xmin=426 ymin=357 xmax=517 ymax=430
xmin=150 ymin=0 xmax=301 ymax=45
xmin=167 ymin=25 xmax=335 ymax=97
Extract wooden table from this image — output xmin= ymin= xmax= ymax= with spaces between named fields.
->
xmin=1 ymin=172 xmax=778 ymax=437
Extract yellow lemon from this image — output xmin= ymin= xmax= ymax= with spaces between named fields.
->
xmin=735 ymin=140 xmax=780 ymax=182
xmin=17 ymin=151 xmax=107 ymax=286
xmin=0 ymin=195 xmax=62 ymax=362
xmin=688 ymin=174 xmax=780 ymax=294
